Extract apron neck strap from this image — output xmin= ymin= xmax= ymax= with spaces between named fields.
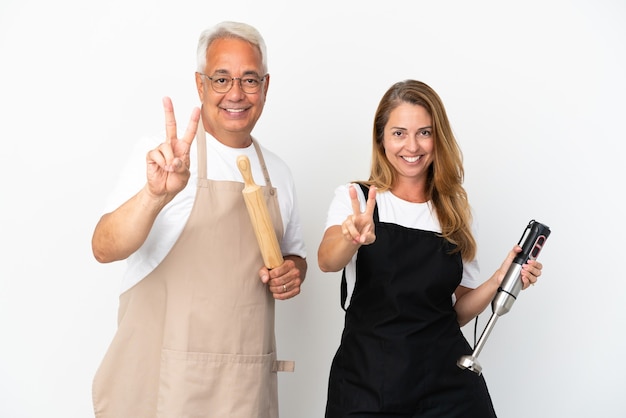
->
xmin=194 ymin=119 xmax=273 ymax=189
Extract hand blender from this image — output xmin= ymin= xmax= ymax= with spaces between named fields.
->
xmin=457 ymin=219 xmax=551 ymax=375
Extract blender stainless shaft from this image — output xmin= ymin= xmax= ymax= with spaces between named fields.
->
xmin=457 ymin=220 xmax=551 ymax=375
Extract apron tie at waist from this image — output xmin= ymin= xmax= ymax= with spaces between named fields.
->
xmin=272 ymin=360 xmax=295 ymax=372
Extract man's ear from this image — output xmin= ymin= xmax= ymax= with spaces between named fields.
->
xmin=262 ymin=73 xmax=270 ymax=99
xmin=195 ymin=72 xmax=205 ymax=101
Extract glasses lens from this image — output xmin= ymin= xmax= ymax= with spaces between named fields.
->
xmin=240 ymin=76 xmax=261 ymax=93
xmin=210 ymin=76 xmax=232 ymax=93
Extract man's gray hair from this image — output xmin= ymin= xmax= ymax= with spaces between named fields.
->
xmin=196 ymin=21 xmax=268 ymax=74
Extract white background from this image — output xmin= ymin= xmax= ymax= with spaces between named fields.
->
xmin=1 ymin=0 xmax=625 ymax=417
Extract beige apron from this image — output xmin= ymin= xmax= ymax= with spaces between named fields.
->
xmin=93 ymin=125 xmax=292 ymax=418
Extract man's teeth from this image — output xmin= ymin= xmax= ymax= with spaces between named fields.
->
xmin=403 ymin=156 xmax=420 ymax=163
xmin=226 ymin=108 xmax=245 ymax=113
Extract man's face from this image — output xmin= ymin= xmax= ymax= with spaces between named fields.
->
xmin=195 ymin=37 xmax=269 ymax=147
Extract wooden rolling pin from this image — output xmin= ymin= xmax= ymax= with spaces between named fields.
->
xmin=236 ymin=155 xmax=284 ymax=269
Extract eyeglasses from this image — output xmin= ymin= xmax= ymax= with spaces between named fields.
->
xmin=198 ymin=73 xmax=267 ymax=94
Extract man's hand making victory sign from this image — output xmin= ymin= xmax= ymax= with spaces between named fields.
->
xmin=145 ymin=97 xmax=201 ymax=201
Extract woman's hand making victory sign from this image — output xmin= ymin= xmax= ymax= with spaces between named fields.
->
xmin=145 ymin=97 xmax=201 ymax=201
xmin=317 ymin=184 xmax=377 ymax=272
xmin=342 ymin=184 xmax=377 ymax=245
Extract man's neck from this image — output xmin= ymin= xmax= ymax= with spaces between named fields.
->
xmin=203 ymin=124 xmax=252 ymax=149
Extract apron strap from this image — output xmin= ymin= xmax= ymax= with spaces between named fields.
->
xmin=195 ymin=119 xmax=208 ymax=180
xmin=272 ymin=360 xmax=295 ymax=373
xmin=252 ymin=139 xmax=274 ymax=192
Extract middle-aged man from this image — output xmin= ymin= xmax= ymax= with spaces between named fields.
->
xmin=91 ymin=21 xmax=307 ymax=417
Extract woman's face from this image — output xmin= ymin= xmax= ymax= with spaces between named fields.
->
xmin=383 ymin=102 xmax=434 ymax=183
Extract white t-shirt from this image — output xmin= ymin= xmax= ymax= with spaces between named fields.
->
xmin=104 ymin=132 xmax=307 ymax=294
xmin=323 ymin=183 xmax=480 ymax=309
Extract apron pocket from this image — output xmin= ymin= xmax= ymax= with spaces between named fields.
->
xmin=156 ymin=348 xmax=278 ymax=418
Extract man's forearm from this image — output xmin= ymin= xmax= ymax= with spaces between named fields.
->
xmin=91 ymin=186 xmax=167 ymax=263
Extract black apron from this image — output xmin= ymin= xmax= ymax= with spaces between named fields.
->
xmin=326 ymin=184 xmax=497 ymax=417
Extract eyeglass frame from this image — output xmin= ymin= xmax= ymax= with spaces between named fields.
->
xmin=197 ymin=72 xmax=268 ymax=94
